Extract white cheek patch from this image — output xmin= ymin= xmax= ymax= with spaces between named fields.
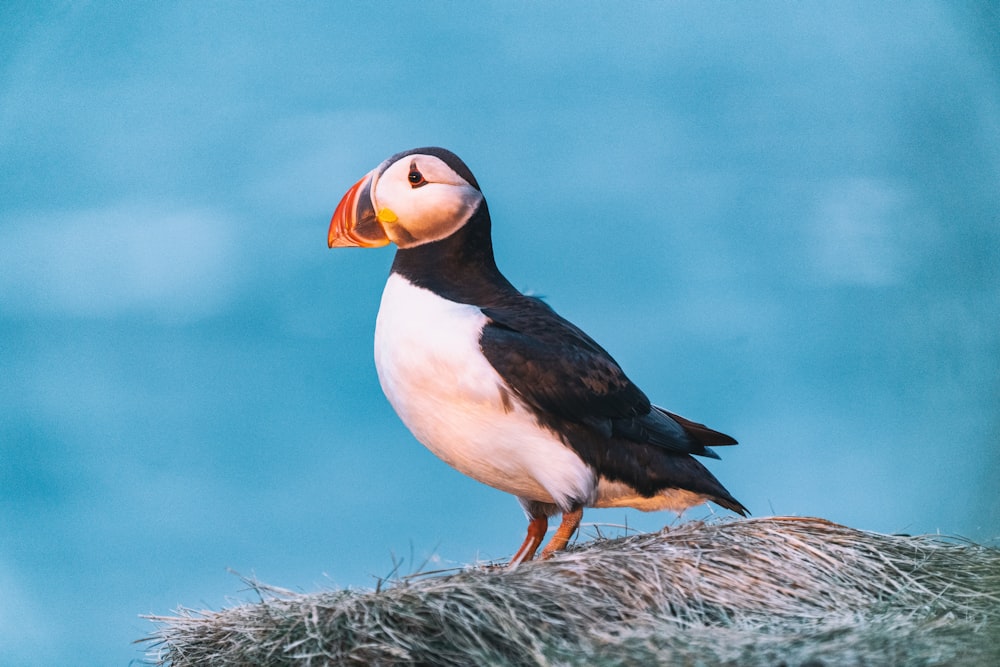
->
xmin=373 ymin=155 xmax=484 ymax=247
xmin=400 ymin=183 xmax=481 ymax=243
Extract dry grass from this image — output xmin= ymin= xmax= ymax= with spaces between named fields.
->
xmin=144 ymin=517 xmax=1000 ymax=666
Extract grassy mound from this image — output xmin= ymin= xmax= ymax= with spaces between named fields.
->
xmin=144 ymin=517 xmax=1000 ymax=666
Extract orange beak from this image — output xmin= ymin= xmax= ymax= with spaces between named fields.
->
xmin=327 ymin=171 xmax=391 ymax=248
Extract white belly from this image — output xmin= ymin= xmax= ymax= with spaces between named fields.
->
xmin=373 ymin=273 xmax=596 ymax=510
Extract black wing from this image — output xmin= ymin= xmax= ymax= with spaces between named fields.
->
xmin=480 ymin=296 xmax=732 ymax=457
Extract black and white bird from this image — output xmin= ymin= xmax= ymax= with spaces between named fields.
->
xmin=328 ymin=147 xmax=747 ymax=565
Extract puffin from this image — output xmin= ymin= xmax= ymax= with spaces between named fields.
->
xmin=328 ymin=147 xmax=747 ymax=565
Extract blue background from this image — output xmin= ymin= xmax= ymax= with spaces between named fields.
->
xmin=2 ymin=3 xmax=998 ymax=664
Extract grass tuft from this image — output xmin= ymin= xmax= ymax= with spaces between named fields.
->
xmin=143 ymin=517 xmax=1000 ymax=666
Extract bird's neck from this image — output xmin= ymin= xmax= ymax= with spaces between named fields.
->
xmin=390 ymin=203 xmax=518 ymax=305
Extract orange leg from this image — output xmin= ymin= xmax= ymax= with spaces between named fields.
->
xmin=508 ymin=514 xmax=548 ymax=567
xmin=539 ymin=506 xmax=583 ymax=559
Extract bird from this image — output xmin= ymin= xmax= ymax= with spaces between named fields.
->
xmin=327 ymin=147 xmax=747 ymax=565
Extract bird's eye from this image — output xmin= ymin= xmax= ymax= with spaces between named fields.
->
xmin=408 ymin=166 xmax=427 ymax=188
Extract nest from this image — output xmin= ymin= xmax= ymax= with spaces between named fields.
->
xmin=144 ymin=517 xmax=1000 ymax=666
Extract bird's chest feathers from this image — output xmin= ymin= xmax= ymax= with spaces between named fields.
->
xmin=373 ymin=274 xmax=593 ymax=506
xmin=374 ymin=273 xmax=518 ymax=471
xmin=374 ymin=274 xmax=503 ymax=419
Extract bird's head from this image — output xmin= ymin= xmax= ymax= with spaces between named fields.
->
xmin=328 ymin=147 xmax=484 ymax=250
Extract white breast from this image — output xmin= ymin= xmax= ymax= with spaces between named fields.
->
xmin=373 ymin=273 xmax=596 ymax=510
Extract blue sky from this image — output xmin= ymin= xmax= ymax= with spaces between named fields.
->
xmin=2 ymin=2 xmax=998 ymax=664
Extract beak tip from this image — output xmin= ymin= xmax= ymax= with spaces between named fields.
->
xmin=326 ymin=171 xmax=389 ymax=249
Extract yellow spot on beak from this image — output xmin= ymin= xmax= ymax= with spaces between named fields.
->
xmin=377 ymin=207 xmax=398 ymax=224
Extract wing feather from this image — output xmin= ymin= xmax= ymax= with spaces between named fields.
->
xmin=480 ymin=297 xmax=731 ymax=457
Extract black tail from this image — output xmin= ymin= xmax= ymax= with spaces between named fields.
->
xmin=657 ymin=407 xmax=738 ymax=447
